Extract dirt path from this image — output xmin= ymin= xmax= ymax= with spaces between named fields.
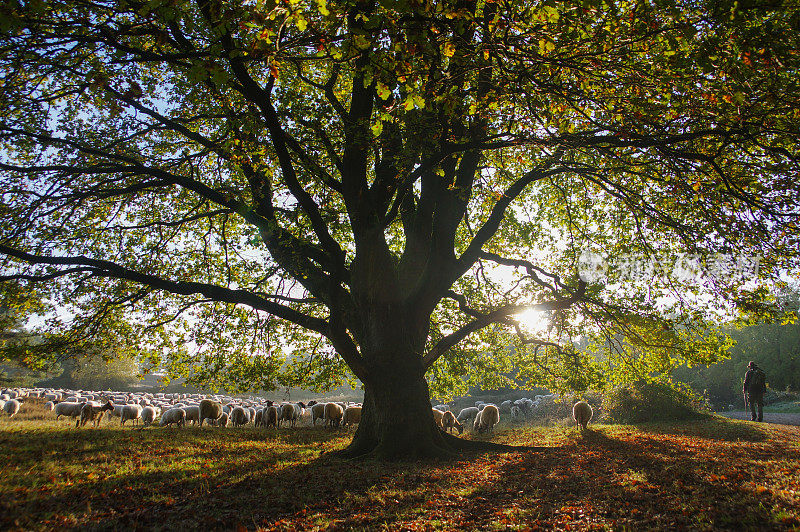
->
xmin=718 ymin=410 xmax=800 ymax=426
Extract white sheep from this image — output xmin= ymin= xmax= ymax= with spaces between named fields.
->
xmin=121 ymin=404 xmax=143 ymax=426
xmin=264 ymin=405 xmax=278 ymax=428
xmin=2 ymin=399 xmax=21 ymax=418
xmin=183 ymin=405 xmax=200 ymax=425
xmin=342 ymin=406 xmax=362 ymax=427
xmin=54 ymin=402 xmax=83 ymax=421
xmin=474 ymin=404 xmax=500 ymax=433
xmin=209 ymin=412 xmax=229 ymax=427
xmin=44 ymin=401 xmax=55 ymax=411
xmin=456 ymin=406 xmax=479 ymax=424
xmin=230 ymin=406 xmax=251 ymax=427
xmin=311 ymin=402 xmax=327 ymax=426
xmin=279 ymin=402 xmax=306 ymax=428
xmin=141 ymin=406 xmax=159 ymax=427
xmin=510 ymin=405 xmax=522 ymax=421
xmin=431 ymin=407 xmax=445 ymax=428
xmin=433 ymin=404 xmax=448 ymax=412
xmin=572 ymin=400 xmax=593 ymax=430
xmin=442 ymin=410 xmax=463 ymax=434
xmin=160 ymin=408 xmax=186 ymax=427
xmin=198 ymin=399 xmax=224 ymax=427
xmin=324 ymin=402 xmax=344 ymax=428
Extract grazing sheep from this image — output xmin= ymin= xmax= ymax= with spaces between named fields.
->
xmin=160 ymin=408 xmax=186 ymax=427
xmin=311 ymin=402 xmax=327 ymax=426
xmin=441 ymin=410 xmax=463 ymax=434
xmin=433 ymin=404 xmax=448 ymax=412
xmin=54 ymin=402 xmax=83 ymax=421
xmin=431 ymin=407 xmax=445 ymax=428
xmin=324 ymin=402 xmax=344 ymax=428
xmin=230 ymin=406 xmax=251 ymax=427
xmin=279 ymin=402 xmax=306 ymax=428
xmin=254 ymin=408 xmax=264 ymax=427
xmin=342 ymin=406 xmax=362 ymax=427
xmin=198 ymin=399 xmax=224 ymax=427
xmin=141 ymin=406 xmax=159 ymax=427
xmin=209 ymin=412 xmax=229 ymax=427
xmin=456 ymin=406 xmax=479 ymax=424
xmin=510 ymin=405 xmax=522 ymax=421
xmin=2 ymin=399 xmax=21 ymax=418
xmin=572 ymin=400 xmax=593 ymax=430
xmin=515 ymin=398 xmax=534 ymax=417
xmin=79 ymin=400 xmax=114 ymax=428
xmin=44 ymin=401 xmax=55 ymax=411
xmin=183 ymin=405 xmax=200 ymax=425
xmin=474 ymin=404 xmax=500 ymax=434
xmin=121 ymin=404 xmax=143 ymax=426
xmin=265 ymin=405 xmax=278 ymax=428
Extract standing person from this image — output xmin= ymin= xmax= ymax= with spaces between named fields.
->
xmin=743 ymin=361 xmax=767 ymax=422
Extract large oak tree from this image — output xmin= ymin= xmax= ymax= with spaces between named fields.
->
xmin=1 ymin=0 xmax=798 ymax=458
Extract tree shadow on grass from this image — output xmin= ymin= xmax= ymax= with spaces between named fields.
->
xmin=464 ymin=424 xmax=800 ymax=530
xmin=0 ymin=425 xmax=483 ymax=531
xmin=2 ymin=422 xmax=798 ymax=531
xmin=629 ymin=416 xmax=769 ymax=443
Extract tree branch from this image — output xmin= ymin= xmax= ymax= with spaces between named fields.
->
xmin=0 ymin=244 xmax=330 ymax=335
xmin=422 ymin=281 xmax=586 ymax=368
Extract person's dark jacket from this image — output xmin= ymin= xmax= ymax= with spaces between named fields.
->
xmin=743 ymin=366 xmax=766 ymax=395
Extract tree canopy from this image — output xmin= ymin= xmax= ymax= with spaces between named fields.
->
xmin=1 ymin=0 xmax=798 ymax=456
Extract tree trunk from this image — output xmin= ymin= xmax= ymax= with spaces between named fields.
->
xmin=340 ymin=358 xmax=457 ymax=460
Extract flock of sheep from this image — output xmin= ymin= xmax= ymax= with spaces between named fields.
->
xmin=2 ymin=387 xmax=593 ymax=432
xmin=0 ymin=386 xmax=364 ymax=430
xmin=435 ymin=394 xmax=593 ymax=432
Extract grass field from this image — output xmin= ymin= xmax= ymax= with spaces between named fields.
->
xmin=1 ymin=399 xmax=799 ymax=531
xmin=765 ymin=401 xmax=800 ymax=414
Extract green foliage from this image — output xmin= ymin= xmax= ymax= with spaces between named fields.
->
xmin=0 ymin=0 xmax=798 ymax=403
xmin=0 ymin=360 xmax=58 ymax=388
xmin=68 ymin=352 xmax=140 ymax=391
xmin=602 ymin=380 xmax=710 ymax=424
xmin=674 ymin=317 xmax=800 ymax=408
xmin=0 ymin=281 xmax=49 ymax=334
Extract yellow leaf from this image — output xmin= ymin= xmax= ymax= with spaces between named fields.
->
xmin=443 ymin=42 xmax=456 ymax=57
xmin=376 ymin=82 xmax=392 ymax=100
xmin=371 ymin=121 xmax=383 ymax=137
xmin=296 ymin=17 xmax=307 ymax=31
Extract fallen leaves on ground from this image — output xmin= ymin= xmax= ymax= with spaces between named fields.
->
xmin=1 ymin=412 xmax=799 ymax=531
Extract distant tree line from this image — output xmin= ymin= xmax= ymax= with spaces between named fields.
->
xmin=675 ymin=321 xmax=800 ymax=407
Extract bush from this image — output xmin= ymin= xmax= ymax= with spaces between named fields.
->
xmin=764 ymin=387 xmax=800 ymax=406
xmin=602 ymin=381 xmax=709 ymax=424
